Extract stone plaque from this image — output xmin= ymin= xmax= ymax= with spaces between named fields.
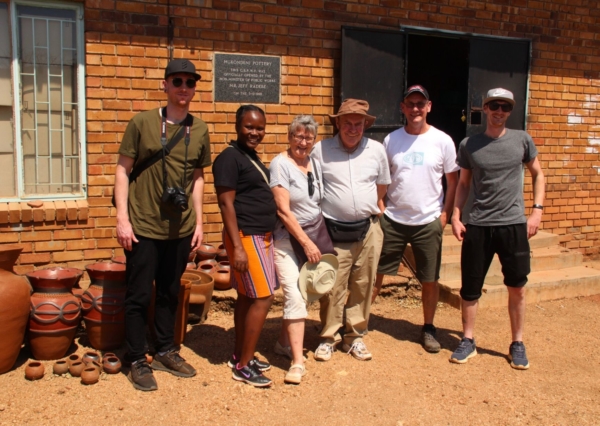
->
xmin=214 ymin=53 xmax=280 ymax=103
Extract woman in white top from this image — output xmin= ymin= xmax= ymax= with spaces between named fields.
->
xmin=269 ymin=115 xmax=323 ymax=384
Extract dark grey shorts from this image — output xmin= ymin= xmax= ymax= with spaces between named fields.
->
xmin=377 ymin=214 xmax=443 ymax=283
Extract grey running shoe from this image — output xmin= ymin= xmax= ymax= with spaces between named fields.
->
xmin=509 ymin=341 xmax=530 ymax=370
xmin=151 ymin=349 xmax=196 ymax=378
xmin=127 ymin=360 xmax=158 ymax=391
xmin=421 ymin=327 xmax=441 ymax=353
xmin=450 ymin=337 xmax=477 ymax=364
xmin=232 ymin=364 xmax=272 ymax=387
xmin=227 ymin=354 xmax=271 ymax=371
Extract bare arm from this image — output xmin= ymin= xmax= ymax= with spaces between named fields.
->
xmin=272 ymin=185 xmax=321 ymax=263
xmin=115 ymin=155 xmax=139 ymax=251
xmin=525 ymin=157 xmax=545 ymax=239
xmin=440 ymin=171 xmax=458 ymax=228
xmin=451 ymin=168 xmax=472 ymax=241
xmin=190 ymin=168 xmax=205 ymax=252
xmin=376 ymin=184 xmax=388 ymax=216
xmin=216 ymin=186 xmax=248 ymax=273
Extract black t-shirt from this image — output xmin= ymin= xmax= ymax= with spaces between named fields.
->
xmin=212 ymin=141 xmax=277 ymax=235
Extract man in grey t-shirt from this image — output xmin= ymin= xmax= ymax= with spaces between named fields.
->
xmin=450 ymin=88 xmax=545 ymax=370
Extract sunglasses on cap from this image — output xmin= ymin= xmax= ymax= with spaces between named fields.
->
xmin=487 ymin=101 xmax=513 ymax=112
xmin=171 ymin=77 xmax=197 ymax=88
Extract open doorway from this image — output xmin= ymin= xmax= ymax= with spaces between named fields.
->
xmin=405 ymin=34 xmax=470 ymax=147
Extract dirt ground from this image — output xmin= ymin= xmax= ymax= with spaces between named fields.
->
xmin=1 ymin=278 xmax=599 ymax=426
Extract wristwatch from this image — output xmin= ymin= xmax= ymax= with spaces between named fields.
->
xmin=532 ymin=204 xmax=543 ymax=210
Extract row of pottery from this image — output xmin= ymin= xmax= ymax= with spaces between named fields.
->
xmin=25 ymin=351 xmax=122 ymax=384
xmin=189 ymin=259 xmax=231 ymax=291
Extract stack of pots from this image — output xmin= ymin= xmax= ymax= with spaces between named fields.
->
xmin=196 ymin=243 xmax=231 ymax=291
xmin=82 ymin=262 xmax=127 ymax=350
xmin=26 ymin=267 xmax=83 ymax=360
xmin=0 ymin=245 xmax=31 ymax=374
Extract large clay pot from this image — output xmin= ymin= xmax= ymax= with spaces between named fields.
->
xmin=0 ymin=245 xmax=31 ymax=374
xmin=82 ymin=262 xmax=127 ymax=350
xmin=216 ymin=244 xmax=228 ymax=262
xmin=184 ymin=270 xmax=215 ymax=322
xmin=26 ymin=267 xmax=82 ymax=360
xmin=195 ymin=244 xmax=217 ymax=262
xmin=213 ymin=264 xmax=231 ymax=291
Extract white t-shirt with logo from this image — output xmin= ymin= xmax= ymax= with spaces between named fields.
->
xmin=383 ymin=126 xmax=459 ymax=226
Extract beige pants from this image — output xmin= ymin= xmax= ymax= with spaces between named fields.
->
xmin=319 ymin=217 xmax=383 ymax=346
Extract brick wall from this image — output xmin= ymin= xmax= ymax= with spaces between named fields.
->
xmin=4 ymin=0 xmax=600 ymax=273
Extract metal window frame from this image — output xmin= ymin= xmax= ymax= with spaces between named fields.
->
xmin=6 ymin=0 xmax=86 ymax=202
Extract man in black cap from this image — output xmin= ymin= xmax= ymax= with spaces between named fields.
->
xmin=372 ymin=85 xmax=459 ymax=353
xmin=114 ymin=59 xmax=211 ymax=391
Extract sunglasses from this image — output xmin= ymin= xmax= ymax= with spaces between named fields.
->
xmin=307 ymin=171 xmax=315 ymax=197
xmin=171 ymin=77 xmax=196 ymax=88
xmin=403 ymin=101 xmax=428 ymax=109
xmin=487 ymin=101 xmax=513 ymax=112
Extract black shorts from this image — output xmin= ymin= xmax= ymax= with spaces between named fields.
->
xmin=460 ymin=223 xmax=530 ymax=301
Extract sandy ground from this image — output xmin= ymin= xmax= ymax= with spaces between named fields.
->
xmin=1 ymin=279 xmax=599 ymax=426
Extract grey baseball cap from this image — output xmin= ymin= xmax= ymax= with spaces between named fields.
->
xmin=164 ymin=59 xmax=201 ymax=81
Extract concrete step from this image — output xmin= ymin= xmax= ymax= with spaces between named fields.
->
xmin=438 ymin=264 xmax=600 ymax=309
xmin=438 ymin=245 xmax=583 ymax=281
xmin=439 ymin=230 xmax=560 ymax=255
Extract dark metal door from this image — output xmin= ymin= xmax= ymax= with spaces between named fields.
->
xmin=341 ymin=27 xmax=405 ymax=142
xmin=467 ymin=37 xmax=530 ymax=136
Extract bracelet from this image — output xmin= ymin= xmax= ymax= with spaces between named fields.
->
xmin=532 ymin=204 xmax=543 ymax=210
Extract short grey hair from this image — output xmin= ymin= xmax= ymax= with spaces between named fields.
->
xmin=288 ymin=114 xmax=318 ymax=137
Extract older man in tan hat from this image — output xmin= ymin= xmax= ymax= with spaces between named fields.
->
xmin=311 ymin=99 xmax=391 ymax=361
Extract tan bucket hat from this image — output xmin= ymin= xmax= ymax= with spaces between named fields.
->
xmin=298 ymin=254 xmax=339 ymax=303
xmin=328 ymin=98 xmax=376 ymax=129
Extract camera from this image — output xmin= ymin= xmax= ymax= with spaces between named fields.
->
xmin=162 ymin=186 xmax=188 ymax=211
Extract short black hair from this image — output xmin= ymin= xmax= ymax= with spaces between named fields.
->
xmin=235 ymin=105 xmax=266 ymax=128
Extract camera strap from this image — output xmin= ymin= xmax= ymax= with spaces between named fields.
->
xmin=160 ymin=107 xmax=192 ymax=191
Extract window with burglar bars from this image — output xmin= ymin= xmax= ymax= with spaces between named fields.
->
xmin=0 ymin=1 xmax=86 ymax=200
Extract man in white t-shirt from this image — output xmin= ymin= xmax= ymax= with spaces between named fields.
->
xmin=372 ymin=85 xmax=459 ymax=353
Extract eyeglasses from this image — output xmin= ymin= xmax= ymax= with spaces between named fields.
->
xmin=403 ymin=101 xmax=428 ymax=109
xmin=293 ymin=134 xmax=315 ymax=143
xmin=307 ymin=171 xmax=315 ymax=197
xmin=487 ymin=101 xmax=513 ymax=112
xmin=171 ymin=77 xmax=196 ymax=88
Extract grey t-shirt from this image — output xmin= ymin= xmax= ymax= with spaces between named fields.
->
xmin=269 ymin=153 xmax=323 ymax=240
xmin=457 ymin=129 xmax=538 ymax=226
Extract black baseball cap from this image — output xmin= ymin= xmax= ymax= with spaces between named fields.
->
xmin=164 ymin=59 xmax=201 ymax=81
xmin=403 ymin=84 xmax=429 ymax=100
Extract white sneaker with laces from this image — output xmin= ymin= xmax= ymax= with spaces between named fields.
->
xmin=313 ymin=343 xmax=335 ymax=361
xmin=342 ymin=341 xmax=372 ymax=361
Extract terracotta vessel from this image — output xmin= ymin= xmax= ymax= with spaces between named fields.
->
xmin=87 ymin=360 xmax=102 ymax=373
xmin=27 ymin=267 xmax=82 ymax=360
xmin=82 ymin=351 xmax=100 ymax=365
xmin=188 ymin=251 xmax=196 ymax=263
xmin=102 ymin=352 xmax=116 ymax=362
xmin=197 ymin=263 xmax=216 ymax=276
xmin=111 ymin=255 xmax=126 ymax=265
xmin=53 ymin=360 xmax=69 ymax=375
xmin=213 ymin=267 xmax=231 ymax=291
xmin=218 ymin=261 xmax=230 ymax=269
xmin=195 ymin=244 xmax=217 ymax=261
xmin=102 ymin=355 xmax=121 ymax=374
xmin=24 ymin=361 xmax=44 ymax=381
xmin=186 ymin=262 xmax=197 ymax=270
xmin=0 ymin=245 xmax=31 ymax=374
xmin=216 ymin=244 xmax=228 ymax=262
xmin=184 ymin=270 xmax=215 ymax=323
xmin=69 ymin=361 xmax=84 ymax=377
xmin=67 ymin=354 xmax=81 ymax=367
xmin=147 ymin=277 xmax=192 ymax=346
xmin=82 ymin=262 xmax=126 ymax=350
xmin=80 ymin=367 xmax=99 ymax=385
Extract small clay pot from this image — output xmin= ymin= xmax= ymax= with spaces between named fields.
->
xmin=196 ymin=244 xmax=217 ymax=261
xmin=102 ymin=352 xmax=117 ymax=362
xmin=82 ymin=351 xmax=100 ymax=365
xmin=67 ymin=354 xmax=81 ymax=367
xmin=103 ymin=356 xmax=122 ymax=374
xmin=216 ymin=244 xmax=228 ymax=262
xmin=80 ymin=367 xmax=99 ymax=385
xmin=197 ymin=263 xmax=216 ymax=276
xmin=53 ymin=360 xmax=69 ymax=375
xmin=25 ymin=361 xmax=45 ymax=381
xmin=186 ymin=262 xmax=196 ymax=270
xmin=69 ymin=361 xmax=85 ymax=377
xmin=87 ymin=360 xmax=102 ymax=374
xmin=218 ymin=261 xmax=230 ymax=269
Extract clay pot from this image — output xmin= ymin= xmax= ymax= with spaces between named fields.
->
xmin=195 ymin=244 xmax=217 ymax=261
xmin=80 ymin=367 xmax=99 ymax=385
xmin=102 ymin=352 xmax=116 ymax=362
xmin=67 ymin=354 xmax=81 ymax=367
xmin=82 ymin=262 xmax=126 ymax=350
xmin=188 ymin=251 xmax=196 ymax=263
xmin=213 ymin=267 xmax=231 ymax=291
xmin=186 ymin=262 xmax=197 ymax=270
xmin=69 ymin=361 xmax=84 ymax=377
xmin=103 ymin=355 xmax=122 ymax=374
xmin=26 ymin=267 xmax=82 ymax=360
xmin=86 ymin=360 xmax=103 ymax=373
xmin=147 ymin=277 xmax=192 ymax=346
xmin=216 ymin=244 xmax=228 ymax=262
xmin=24 ymin=361 xmax=44 ymax=381
xmin=197 ymin=263 xmax=216 ymax=276
xmin=218 ymin=261 xmax=230 ymax=269
xmin=82 ymin=351 xmax=100 ymax=365
xmin=53 ymin=360 xmax=69 ymax=375
xmin=0 ymin=245 xmax=32 ymax=374
xmin=184 ymin=270 xmax=215 ymax=323
xmin=111 ymin=255 xmax=126 ymax=265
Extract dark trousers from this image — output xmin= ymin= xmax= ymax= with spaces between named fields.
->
xmin=124 ymin=234 xmax=192 ymax=361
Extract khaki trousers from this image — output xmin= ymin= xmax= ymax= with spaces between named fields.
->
xmin=319 ymin=217 xmax=383 ymax=346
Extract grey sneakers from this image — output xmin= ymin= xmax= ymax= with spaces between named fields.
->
xmin=128 ymin=360 xmax=158 ymax=392
xmin=509 ymin=341 xmax=530 ymax=370
xmin=151 ymin=349 xmax=196 ymax=377
xmin=421 ymin=326 xmax=441 ymax=353
xmin=449 ymin=337 xmax=477 ymax=364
